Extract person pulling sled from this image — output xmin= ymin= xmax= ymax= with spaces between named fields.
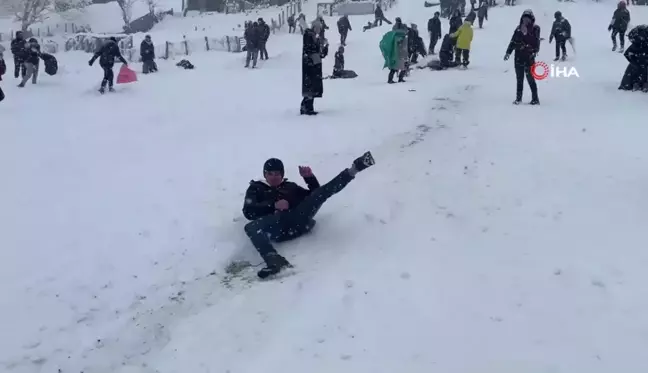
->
xmin=89 ymin=37 xmax=128 ymax=94
xmin=549 ymin=11 xmax=571 ymax=61
xmin=242 ymin=152 xmax=376 ymax=278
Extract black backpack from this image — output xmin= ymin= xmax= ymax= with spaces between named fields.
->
xmin=41 ymin=53 xmax=58 ymax=75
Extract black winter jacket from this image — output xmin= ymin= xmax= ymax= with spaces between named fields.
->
xmin=90 ymin=40 xmax=127 ymax=67
xmin=506 ymin=23 xmax=541 ymax=65
xmin=245 ymin=26 xmax=261 ymax=48
xmin=338 ymin=16 xmax=352 ymax=33
xmin=242 ymin=176 xmax=320 ymax=220
xmin=140 ymin=40 xmax=155 ymax=61
xmin=610 ymin=8 xmax=630 ymax=32
xmin=375 ymin=7 xmax=384 ymax=19
xmin=11 ymin=38 xmax=26 ymax=60
xmin=550 ymin=18 xmax=571 ymax=40
xmin=260 ymin=22 xmax=271 ymax=42
xmin=428 ymin=17 xmax=442 ymax=39
xmin=24 ymin=43 xmax=41 ymax=65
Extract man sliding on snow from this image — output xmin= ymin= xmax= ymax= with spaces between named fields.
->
xmin=242 ymin=151 xmax=375 ymax=278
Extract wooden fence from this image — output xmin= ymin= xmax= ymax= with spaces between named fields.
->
xmin=0 ymin=22 xmax=84 ymax=42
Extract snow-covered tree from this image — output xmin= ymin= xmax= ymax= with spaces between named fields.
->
xmin=53 ymin=0 xmax=90 ymax=13
xmin=3 ymin=0 xmax=52 ymax=31
xmin=116 ymin=0 xmax=138 ymax=27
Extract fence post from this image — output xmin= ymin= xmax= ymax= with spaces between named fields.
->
xmin=183 ymin=39 xmax=188 ymax=55
xmin=165 ymin=41 xmax=170 ymax=58
xmin=226 ymin=36 xmax=231 ymax=52
xmin=205 ymin=36 xmax=210 ymax=51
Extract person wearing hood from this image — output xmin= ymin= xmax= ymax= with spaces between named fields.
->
xmin=374 ymin=5 xmax=392 ymax=26
xmin=140 ymin=34 xmax=158 ymax=74
xmin=242 ymin=152 xmax=375 ymax=278
xmin=297 ymin=13 xmax=307 ymax=34
xmin=618 ymin=25 xmax=648 ymax=91
xmin=504 ymin=9 xmax=541 ymax=105
xmin=89 ymin=36 xmax=128 ymax=94
xmin=419 ymin=33 xmax=460 ymax=70
xmin=312 ymin=16 xmax=329 ymax=39
xmin=337 ymin=14 xmax=352 ymax=46
xmin=287 ymin=14 xmax=296 ymax=33
xmin=449 ymin=10 xmax=463 ymax=34
xmin=609 ymin=1 xmax=630 ymax=52
xmin=18 ymin=38 xmax=41 ymax=88
xmin=331 ymin=45 xmax=357 ymax=79
xmin=549 ymin=11 xmax=571 ymax=61
xmin=392 ymin=17 xmax=408 ymax=31
xmin=450 ymin=18 xmax=473 ymax=66
xmin=381 ymin=28 xmax=409 ymax=83
xmin=10 ymin=31 xmax=26 ymax=79
xmin=428 ymin=12 xmax=442 ymax=54
xmin=258 ymin=18 xmax=271 ymax=60
xmin=301 ymin=25 xmax=329 ymax=115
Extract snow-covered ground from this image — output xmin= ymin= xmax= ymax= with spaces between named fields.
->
xmin=2 ymin=0 xmax=648 ymax=372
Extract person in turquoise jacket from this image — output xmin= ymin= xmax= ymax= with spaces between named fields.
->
xmin=380 ymin=29 xmax=408 ymax=83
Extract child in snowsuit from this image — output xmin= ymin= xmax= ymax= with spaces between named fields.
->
xmin=18 ymin=38 xmax=41 ymax=88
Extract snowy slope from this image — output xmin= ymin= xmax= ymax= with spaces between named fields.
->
xmin=2 ymin=0 xmax=648 ymax=372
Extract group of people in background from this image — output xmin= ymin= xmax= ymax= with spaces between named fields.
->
xmin=243 ymin=18 xmax=272 ymax=68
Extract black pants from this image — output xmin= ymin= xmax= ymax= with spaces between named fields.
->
xmin=455 ymin=48 xmax=470 ymax=66
xmin=101 ymin=66 xmax=114 ymax=88
xmin=300 ymin=97 xmax=315 ymax=112
xmin=611 ymin=29 xmax=626 ymax=48
xmin=555 ymin=37 xmax=567 ymax=58
xmin=0 ymin=86 xmax=4 ymax=102
xmin=142 ymin=60 xmax=158 ymax=74
xmin=478 ymin=16 xmax=484 ymax=28
xmin=14 ymin=57 xmax=26 ymax=78
xmin=388 ymin=69 xmax=406 ymax=82
xmin=374 ymin=17 xmax=383 ymax=26
xmin=244 ymin=169 xmax=354 ymax=258
xmin=259 ymin=40 xmax=269 ymax=60
xmin=514 ymin=62 xmax=538 ymax=101
xmin=340 ymin=31 xmax=348 ymax=45
xmin=429 ymin=36 xmax=438 ymax=53
xmin=409 ymin=51 xmax=419 ymax=63
xmin=289 ymin=24 xmax=296 ymax=33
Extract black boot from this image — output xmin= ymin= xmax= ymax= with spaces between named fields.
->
xmin=398 ymin=70 xmax=406 ymax=82
xmin=258 ymin=252 xmax=292 ymax=279
xmin=388 ymin=69 xmax=396 ymax=83
xmin=352 ymin=151 xmax=376 ymax=172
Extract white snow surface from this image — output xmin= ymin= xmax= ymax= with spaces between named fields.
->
xmin=2 ymin=1 xmax=648 ymax=372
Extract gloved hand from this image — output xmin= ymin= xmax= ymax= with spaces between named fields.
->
xmin=503 ymin=54 xmax=510 ymax=61
xmin=88 ymin=60 xmax=93 ymax=66
xmin=608 ymin=25 xmax=613 ymax=31
xmin=549 ymin=36 xmax=553 ymax=43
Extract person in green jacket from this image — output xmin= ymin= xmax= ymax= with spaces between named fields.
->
xmin=380 ymin=29 xmax=408 ymax=83
xmin=451 ymin=19 xmax=473 ymax=66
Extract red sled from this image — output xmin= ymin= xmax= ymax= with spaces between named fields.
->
xmin=116 ymin=65 xmax=137 ymax=84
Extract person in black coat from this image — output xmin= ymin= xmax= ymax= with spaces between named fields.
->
xmin=88 ymin=37 xmax=128 ymax=94
xmin=428 ymin=12 xmax=442 ymax=54
xmin=504 ymin=9 xmax=541 ymax=105
xmin=244 ymin=22 xmax=261 ymax=68
xmin=301 ymin=28 xmax=328 ymax=115
xmin=10 ymin=31 xmax=26 ymax=79
xmin=0 ymin=52 xmax=5 ymax=102
xmin=477 ymin=0 xmax=488 ymax=28
xmin=258 ymin=18 xmax=271 ymax=60
xmin=618 ymin=25 xmax=648 ymax=91
xmin=449 ymin=9 xmax=463 ymax=33
xmin=374 ymin=5 xmax=389 ymax=26
xmin=18 ymin=38 xmax=40 ymax=88
xmin=609 ymin=2 xmax=630 ymax=52
xmin=550 ymin=11 xmax=571 ymax=61
xmin=140 ymin=34 xmax=157 ymax=74
xmin=337 ymin=15 xmax=352 ymax=46
xmin=407 ymin=24 xmax=427 ymax=64
xmin=242 ymin=153 xmax=375 ymax=278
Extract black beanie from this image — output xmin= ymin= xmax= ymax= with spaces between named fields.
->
xmin=263 ymin=158 xmax=284 ymax=175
